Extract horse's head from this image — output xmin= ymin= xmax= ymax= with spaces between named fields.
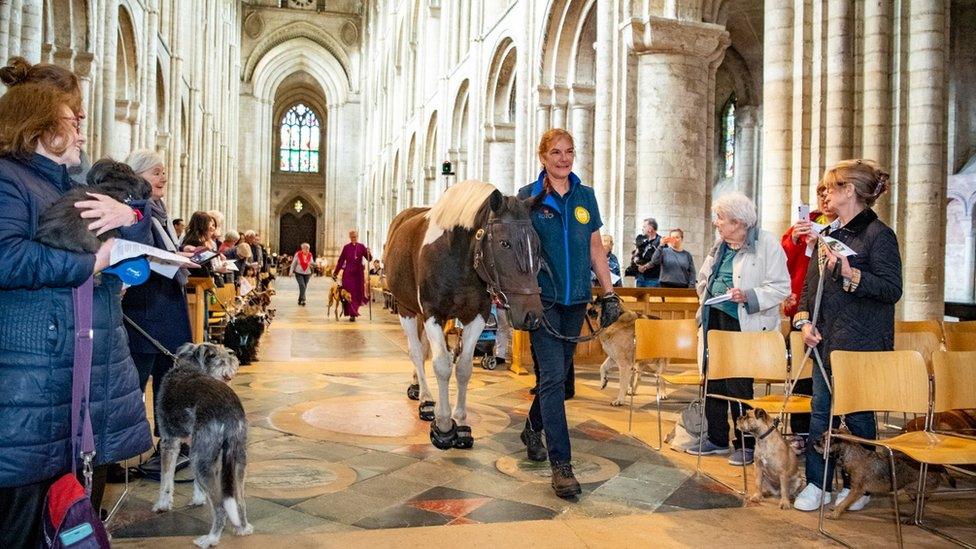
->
xmin=473 ymin=190 xmax=543 ymax=331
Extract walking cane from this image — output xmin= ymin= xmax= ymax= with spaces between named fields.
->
xmin=366 ymin=230 xmax=373 ymax=321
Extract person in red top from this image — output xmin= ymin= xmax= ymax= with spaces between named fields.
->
xmin=332 ymin=231 xmax=372 ymax=321
xmin=780 ymin=184 xmax=836 ymax=438
xmin=291 ymin=242 xmax=314 ymax=306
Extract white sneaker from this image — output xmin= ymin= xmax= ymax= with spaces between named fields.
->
xmin=794 ymin=482 xmax=832 ymax=511
xmin=834 ymin=488 xmax=871 ymax=511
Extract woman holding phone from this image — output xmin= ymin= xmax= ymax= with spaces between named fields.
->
xmin=648 ymin=228 xmax=696 ymax=288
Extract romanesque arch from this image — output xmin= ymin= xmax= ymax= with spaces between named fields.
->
xmin=484 ymin=37 xmax=517 ymax=192
xmin=451 ymin=80 xmax=470 ymax=181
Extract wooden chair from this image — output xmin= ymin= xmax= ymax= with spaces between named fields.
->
xmin=896 ymin=320 xmax=944 ymax=342
xmin=696 ymin=330 xmax=811 ymax=496
xmin=945 ymin=331 xmax=976 ymax=352
xmin=894 ymin=331 xmax=942 ymax=364
xmin=943 ymin=320 xmax=976 ymax=337
xmin=634 ymin=318 xmax=699 ymax=450
xmin=820 ymin=350 xmax=976 ymax=548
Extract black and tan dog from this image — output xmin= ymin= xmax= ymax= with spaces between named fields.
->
xmin=34 ymin=159 xmax=151 ymax=253
xmin=736 ymin=409 xmax=803 ymax=509
xmin=814 ymin=426 xmax=953 ymax=519
xmin=152 ymin=342 xmax=251 ymax=548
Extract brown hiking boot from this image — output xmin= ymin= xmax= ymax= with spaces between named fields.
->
xmin=550 ymin=462 xmax=582 ymax=499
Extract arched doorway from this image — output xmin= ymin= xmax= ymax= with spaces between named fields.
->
xmin=279 ymin=210 xmax=317 ymax=256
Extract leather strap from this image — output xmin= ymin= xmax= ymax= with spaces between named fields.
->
xmin=70 ymin=275 xmax=96 ymax=491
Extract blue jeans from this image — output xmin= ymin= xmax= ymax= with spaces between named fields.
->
xmin=527 ymin=303 xmax=588 ymax=464
xmin=805 ymin=353 xmax=877 ymax=491
xmin=636 ymin=277 xmax=660 ymax=288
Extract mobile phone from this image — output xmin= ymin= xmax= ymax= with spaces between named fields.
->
xmin=189 ymin=249 xmax=218 ymax=265
xmin=797 ymin=203 xmax=810 ymax=221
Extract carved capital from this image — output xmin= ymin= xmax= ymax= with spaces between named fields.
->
xmin=624 ymin=16 xmax=730 ymax=63
xmin=484 ymin=122 xmax=515 ymax=143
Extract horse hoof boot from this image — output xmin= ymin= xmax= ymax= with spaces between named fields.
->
xmin=453 ymin=426 xmax=474 ymax=449
xmin=407 ymin=384 xmax=420 ymax=401
xmin=430 ymin=419 xmax=458 ymax=450
xmin=418 ymin=401 xmax=435 ymax=421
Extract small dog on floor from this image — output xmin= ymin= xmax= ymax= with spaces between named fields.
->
xmin=814 ymin=426 xmax=954 ymax=520
xmin=735 ymin=409 xmax=803 ymax=509
xmin=152 ymin=342 xmax=252 ymax=548
xmin=34 ymin=159 xmax=151 ymax=253
xmin=327 ymin=283 xmax=351 ymax=320
xmin=597 ymin=310 xmax=661 ymax=406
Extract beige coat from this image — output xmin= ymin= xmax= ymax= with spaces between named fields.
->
xmin=696 ymin=227 xmax=790 ymax=333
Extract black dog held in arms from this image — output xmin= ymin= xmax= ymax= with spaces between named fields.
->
xmin=34 ymin=159 xmax=151 ymax=253
xmin=152 ymin=342 xmax=252 ymax=548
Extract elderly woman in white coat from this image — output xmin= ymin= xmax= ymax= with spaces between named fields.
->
xmin=686 ymin=191 xmax=790 ymax=467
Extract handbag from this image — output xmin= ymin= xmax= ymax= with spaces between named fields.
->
xmin=42 ymin=276 xmax=111 ymax=548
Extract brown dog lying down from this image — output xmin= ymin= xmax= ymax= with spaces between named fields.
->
xmin=814 ymin=426 xmax=954 ymax=519
xmin=598 ymin=310 xmax=662 ymax=406
xmin=736 ymin=409 xmax=803 ymax=509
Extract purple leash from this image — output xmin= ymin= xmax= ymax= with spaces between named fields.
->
xmin=71 ymin=275 xmax=96 ymax=495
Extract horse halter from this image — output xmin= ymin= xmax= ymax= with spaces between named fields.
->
xmin=472 ymin=217 xmax=541 ymax=308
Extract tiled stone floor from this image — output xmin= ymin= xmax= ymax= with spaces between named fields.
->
xmin=109 ymin=277 xmax=976 ymax=547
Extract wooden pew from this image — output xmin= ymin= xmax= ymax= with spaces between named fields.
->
xmin=186 ymin=276 xmax=214 ymax=344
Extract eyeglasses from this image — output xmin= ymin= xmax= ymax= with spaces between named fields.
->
xmin=61 ymin=116 xmax=82 ymax=132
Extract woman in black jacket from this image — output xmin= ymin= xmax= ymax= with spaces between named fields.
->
xmin=791 ymin=159 xmax=902 ymax=512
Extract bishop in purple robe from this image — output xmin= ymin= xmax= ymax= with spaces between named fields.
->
xmin=332 ymin=230 xmax=372 ymax=321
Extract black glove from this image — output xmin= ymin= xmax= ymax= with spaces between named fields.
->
xmin=598 ymin=293 xmax=622 ymax=328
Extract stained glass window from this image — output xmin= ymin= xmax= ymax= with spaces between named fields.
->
xmin=279 ymin=103 xmax=321 ymax=172
xmin=722 ymin=96 xmax=736 ymax=179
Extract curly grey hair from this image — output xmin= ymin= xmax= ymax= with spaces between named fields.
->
xmin=124 ymin=148 xmax=165 ymax=176
xmin=712 ymin=191 xmax=758 ymax=228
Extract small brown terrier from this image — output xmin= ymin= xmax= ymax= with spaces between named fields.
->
xmin=736 ymin=408 xmax=803 ymax=509
xmin=814 ymin=426 xmax=953 ymax=519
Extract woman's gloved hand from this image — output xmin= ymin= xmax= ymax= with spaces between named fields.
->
xmin=598 ymin=293 xmax=622 ymax=328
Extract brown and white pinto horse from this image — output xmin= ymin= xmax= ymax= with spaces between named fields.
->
xmin=384 ymin=181 xmax=543 ymax=449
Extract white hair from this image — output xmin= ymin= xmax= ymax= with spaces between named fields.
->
xmin=224 ymin=230 xmax=240 ymax=242
xmin=426 ymin=180 xmax=498 ymax=231
xmin=207 ymin=210 xmax=225 ymax=229
xmin=244 ymin=230 xmax=256 ymax=238
xmin=712 ymin=191 xmax=758 ymax=227
xmin=125 ymin=149 xmax=164 ymax=176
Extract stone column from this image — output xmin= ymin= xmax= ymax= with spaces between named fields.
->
xmin=569 ymin=85 xmax=594 ymax=184
xmin=626 ymin=16 xmax=729 ymax=261
xmin=0 ymin=2 xmax=12 ymax=72
xmin=760 ymin=1 xmax=794 ymax=238
xmin=20 ymin=0 xmax=41 ymax=62
xmin=862 ymin=0 xmax=893 ymax=221
xmin=734 ymin=105 xmax=759 ymax=199
xmin=7 ymin=0 xmax=22 ymax=60
xmin=902 ymin=0 xmax=949 ymax=319
xmin=551 ymin=86 xmax=568 ymax=130
xmin=98 ymin=1 xmax=119 ymax=161
xmin=824 ymin=0 xmax=854 ymax=167
xmin=593 ymin=0 xmax=614 ymax=219
xmin=486 ymin=122 xmax=515 ymax=191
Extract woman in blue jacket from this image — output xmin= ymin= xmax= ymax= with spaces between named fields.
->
xmin=0 ymin=67 xmax=152 ymax=547
xmin=517 ymin=129 xmax=620 ymax=499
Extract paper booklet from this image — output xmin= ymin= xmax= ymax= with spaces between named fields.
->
xmin=818 ymin=234 xmax=857 ymax=257
xmin=110 ymin=239 xmax=195 ymax=279
xmin=703 ymin=293 xmax=733 ymax=306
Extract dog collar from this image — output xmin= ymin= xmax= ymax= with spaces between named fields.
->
xmin=757 ymin=418 xmax=781 ymax=441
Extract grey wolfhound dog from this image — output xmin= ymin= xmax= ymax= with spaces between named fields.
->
xmin=152 ymin=342 xmax=252 ymax=548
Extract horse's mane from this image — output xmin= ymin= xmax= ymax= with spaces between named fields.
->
xmin=426 ymin=180 xmax=497 ymax=231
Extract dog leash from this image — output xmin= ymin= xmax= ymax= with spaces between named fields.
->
xmin=123 ymin=314 xmax=178 ymax=360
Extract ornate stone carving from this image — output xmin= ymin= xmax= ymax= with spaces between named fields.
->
xmin=341 ymin=21 xmax=359 ymax=46
xmin=244 ymin=12 xmax=264 ymax=40
xmin=625 ymin=16 xmax=729 ymax=62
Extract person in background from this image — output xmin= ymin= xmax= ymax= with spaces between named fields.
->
xmin=219 ymin=230 xmax=240 ymax=257
xmin=629 ymin=217 xmax=661 ymax=287
xmin=369 ymin=259 xmax=383 ymax=276
xmin=792 ymin=160 xmax=901 ymax=513
xmin=591 ymin=234 xmax=622 ymax=288
xmin=686 ymin=192 xmax=790 ymax=467
xmin=332 ymin=230 xmax=372 ymax=321
xmin=207 ymin=209 xmax=225 ymax=249
xmin=291 ymin=243 xmax=314 ymax=306
xmin=648 ymin=228 xmax=696 ymax=288
xmin=121 ymin=149 xmax=193 ymax=477
xmin=173 ymin=217 xmax=185 ymax=239
xmin=181 ymin=211 xmax=217 ymax=251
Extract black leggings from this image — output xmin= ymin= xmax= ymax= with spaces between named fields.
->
xmin=704 ymin=309 xmax=754 ymax=449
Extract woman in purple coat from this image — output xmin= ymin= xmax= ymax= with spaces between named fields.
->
xmin=332 ymin=230 xmax=372 ymax=321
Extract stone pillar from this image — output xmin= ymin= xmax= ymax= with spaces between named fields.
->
xmin=569 ymin=85 xmax=594 ymax=184
xmin=486 ymin=122 xmax=515 ymax=192
xmin=551 ymin=86 xmax=568 ymax=130
xmin=7 ymin=0 xmax=22 ymax=60
xmin=626 ymin=16 xmax=730 ymax=261
xmin=593 ymin=0 xmax=614 ymax=219
xmin=761 ymin=1 xmax=794 ymax=238
xmin=735 ymin=105 xmax=759 ymax=199
xmin=824 ymin=0 xmax=854 ymax=167
xmin=902 ymin=0 xmax=948 ymax=319
xmin=862 ymin=0 xmax=893 ymax=221
xmin=99 ymin=1 xmax=119 ymax=161
xmin=20 ymin=0 xmax=41 ymax=62
xmin=0 ymin=2 xmax=12 ymax=73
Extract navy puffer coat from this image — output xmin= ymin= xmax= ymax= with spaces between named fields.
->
xmin=0 ymin=154 xmax=152 ymax=488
